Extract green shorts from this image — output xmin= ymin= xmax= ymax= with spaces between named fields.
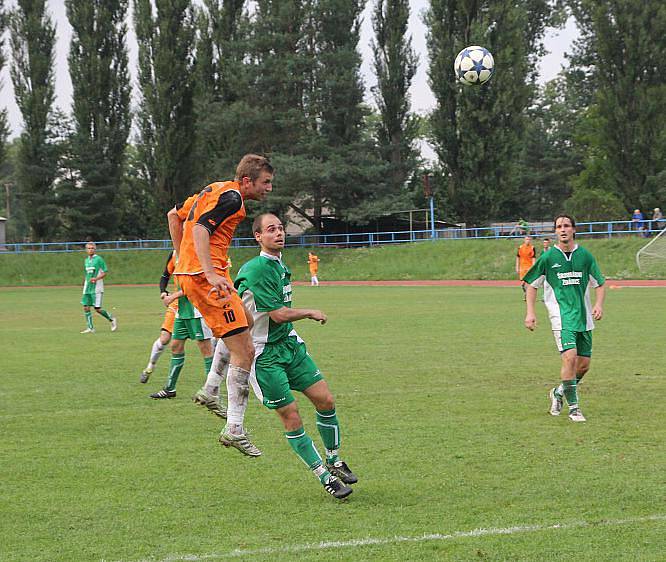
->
xmin=81 ymin=292 xmax=103 ymax=307
xmin=172 ymin=316 xmax=212 ymax=341
xmin=554 ymin=329 xmax=592 ymax=357
xmin=255 ymin=335 xmax=323 ymax=410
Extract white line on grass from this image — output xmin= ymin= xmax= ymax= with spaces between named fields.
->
xmin=144 ymin=513 xmax=666 ymax=561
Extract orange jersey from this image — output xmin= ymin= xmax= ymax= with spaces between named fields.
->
xmin=174 ymin=181 xmax=246 ymax=275
xmin=517 ymin=243 xmax=536 ymax=275
xmin=308 ymin=254 xmax=319 ymax=274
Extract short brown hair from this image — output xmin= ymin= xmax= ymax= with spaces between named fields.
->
xmin=252 ymin=213 xmax=279 ymax=234
xmin=235 ymin=154 xmax=273 ymax=183
xmin=554 ymin=214 xmax=576 ymax=230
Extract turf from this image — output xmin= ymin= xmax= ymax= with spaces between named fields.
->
xmin=1 ymin=285 xmax=665 ymax=561
xmin=1 ymin=235 xmax=665 ymax=286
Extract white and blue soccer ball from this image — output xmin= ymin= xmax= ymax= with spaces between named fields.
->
xmin=454 ymin=46 xmax=494 ymax=86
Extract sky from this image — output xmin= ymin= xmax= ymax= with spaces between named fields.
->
xmin=0 ymin=1 xmax=579 ymax=138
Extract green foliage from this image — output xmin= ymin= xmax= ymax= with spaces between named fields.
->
xmin=426 ymin=0 xmax=557 ymax=225
xmin=1 ymin=285 xmax=665 ymax=560
xmin=60 ymin=0 xmax=132 ymax=240
xmin=8 ymin=0 xmax=59 ymax=240
xmin=563 ymin=187 xmax=627 ymax=222
xmin=514 ymin=75 xmax=585 ymax=219
xmin=0 ymin=0 xmax=8 ymax=171
xmin=370 ymin=0 xmax=420 ymax=213
xmin=134 ymin=0 xmax=197 ymax=211
xmin=568 ymin=0 xmax=666 ymax=209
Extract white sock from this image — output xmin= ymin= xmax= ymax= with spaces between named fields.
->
xmin=148 ymin=338 xmax=166 ymax=368
xmin=225 ymin=365 xmax=250 ymax=434
xmin=204 ymin=339 xmax=230 ymax=396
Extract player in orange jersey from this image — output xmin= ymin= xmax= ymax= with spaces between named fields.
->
xmin=308 ymin=251 xmax=320 ymax=286
xmin=140 ymin=251 xmax=178 ymax=383
xmin=516 ymin=235 xmax=536 ymax=299
xmin=168 ymin=154 xmax=273 ymax=456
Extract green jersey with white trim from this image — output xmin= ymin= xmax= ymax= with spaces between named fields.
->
xmin=523 ymin=244 xmax=605 ymax=332
xmin=235 ymin=252 xmax=293 ymax=345
xmin=82 ymin=254 xmax=107 ymax=295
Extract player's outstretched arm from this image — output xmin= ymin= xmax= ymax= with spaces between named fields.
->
xmin=167 ymin=207 xmax=184 ymax=255
xmin=269 ymin=307 xmax=327 ymax=325
xmin=192 ymin=224 xmax=234 ymax=297
xmin=592 ymin=284 xmax=606 ymax=320
xmin=524 ymin=285 xmax=537 ymax=331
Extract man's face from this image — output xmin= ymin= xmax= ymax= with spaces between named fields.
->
xmin=543 ymin=239 xmax=550 ymax=249
xmin=242 ymin=170 xmax=273 ymax=201
xmin=86 ymin=244 xmax=95 ymax=256
xmin=255 ymin=215 xmax=284 ymax=251
xmin=555 ymin=217 xmax=575 ymax=243
xmin=524 ymin=236 xmax=532 ymax=245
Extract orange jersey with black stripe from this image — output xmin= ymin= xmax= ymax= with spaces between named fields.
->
xmin=174 ymin=181 xmax=246 ymax=275
xmin=517 ymin=244 xmax=536 ymax=269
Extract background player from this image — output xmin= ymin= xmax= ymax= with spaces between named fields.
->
xmin=523 ymin=214 xmax=606 ymax=422
xmin=307 ymin=251 xmax=320 ymax=286
xmin=235 ymin=213 xmax=357 ymax=499
xmin=140 ymin=251 xmax=177 ymax=383
xmin=169 ymin=154 xmax=273 ymax=456
xmin=81 ymin=241 xmax=117 ymax=333
xmin=516 ymin=235 xmax=536 ymax=299
xmin=148 ymin=289 xmax=219 ymax=412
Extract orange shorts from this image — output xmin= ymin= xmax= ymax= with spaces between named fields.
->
xmin=160 ymin=305 xmax=177 ymax=334
xmin=519 ymin=267 xmax=531 ymax=280
xmin=176 ymin=273 xmax=248 ymax=338
xmin=309 ymin=267 xmax=318 ymax=275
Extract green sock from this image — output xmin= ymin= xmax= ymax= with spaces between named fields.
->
xmin=98 ymin=309 xmax=112 ymax=321
xmin=316 ymin=409 xmax=340 ymax=463
xmin=165 ymin=353 xmax=185 ymax=392
xmin=84 ymin=310 xmax=93 ymax=330
xmin=285 ymin=427 xmax=325 ymax=476
xmin=562 ymin=379 xmax=578 ymax=409
xmin=203 ymin=355 xmax=213 ymax=376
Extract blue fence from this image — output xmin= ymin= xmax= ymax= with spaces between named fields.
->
xmin=1 ymin=219 xmax=663 ymax=254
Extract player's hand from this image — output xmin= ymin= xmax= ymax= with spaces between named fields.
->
xmin=309 ymin=310 xmax=327 ymax=324
xmin=162 ymin=293 xmax=176 ymax=307
xmin=592 ymin=305 xmax=603 ymax=321
xmin=524 ymin=313 xmax=537 ymax=331
xmin=91 ymin=277 xmax=97 ymax=283
xmin=205 ymin=271 xmax=235 ymax=301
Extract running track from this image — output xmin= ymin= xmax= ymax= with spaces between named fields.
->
xmin=2 ymin=279 xmax=665 ymax=289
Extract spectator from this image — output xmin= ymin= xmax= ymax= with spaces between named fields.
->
xmin=631 ymin=209 xmax=644 ymax=233
xmin=653 ymin=207 xmax=663 ymax=223
xmin=510 ymin=218 xmax=530 ymax=236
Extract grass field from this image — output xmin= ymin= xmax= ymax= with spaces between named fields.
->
xmin=1 ymin=285 xmax=665 ymax=561
xmin=2 ymin=235 xmax=666 ymax=286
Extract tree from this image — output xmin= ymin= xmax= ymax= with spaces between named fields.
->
xmin=309 ymin=0 xmax=385 ymax=227
xmin=371 ymin=0 xmax=419 ymax=198
xmin=568 ymin=0 xmax=666 ymax=211
xmin=134 ymin=0 xmax=197 ymax=212
xmin=426 ymin=0 xmax=559 ymax=225
xmin=193 ymin=0 xmax=256 ymax=183
xmin=60 ymin=0 xmax=132 ymax=239
xmin=9 ymin=0 xmax=60 ymax=240
xmin=0 ymin=0 xmax=9 ymax=172
xmin=514 ymin=74 xmax=587 ymax=219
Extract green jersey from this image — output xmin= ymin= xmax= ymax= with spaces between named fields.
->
xmin=82 ymin=254 xmax=107 ymax=295
xmin=235 ymin=252 xmax=294 ymax=346
xmin=523 ymin=244 xmax=605 ymax=332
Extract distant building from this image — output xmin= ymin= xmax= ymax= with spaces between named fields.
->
xmin=0 ymin=217 xmax=6 ymax=249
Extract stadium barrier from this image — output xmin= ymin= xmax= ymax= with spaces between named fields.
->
xmin=1 ymin=219 xmax=664 ymax=254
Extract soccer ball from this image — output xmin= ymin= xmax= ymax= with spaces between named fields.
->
xmin=454 ymin=46 xmax=494 ymax=86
